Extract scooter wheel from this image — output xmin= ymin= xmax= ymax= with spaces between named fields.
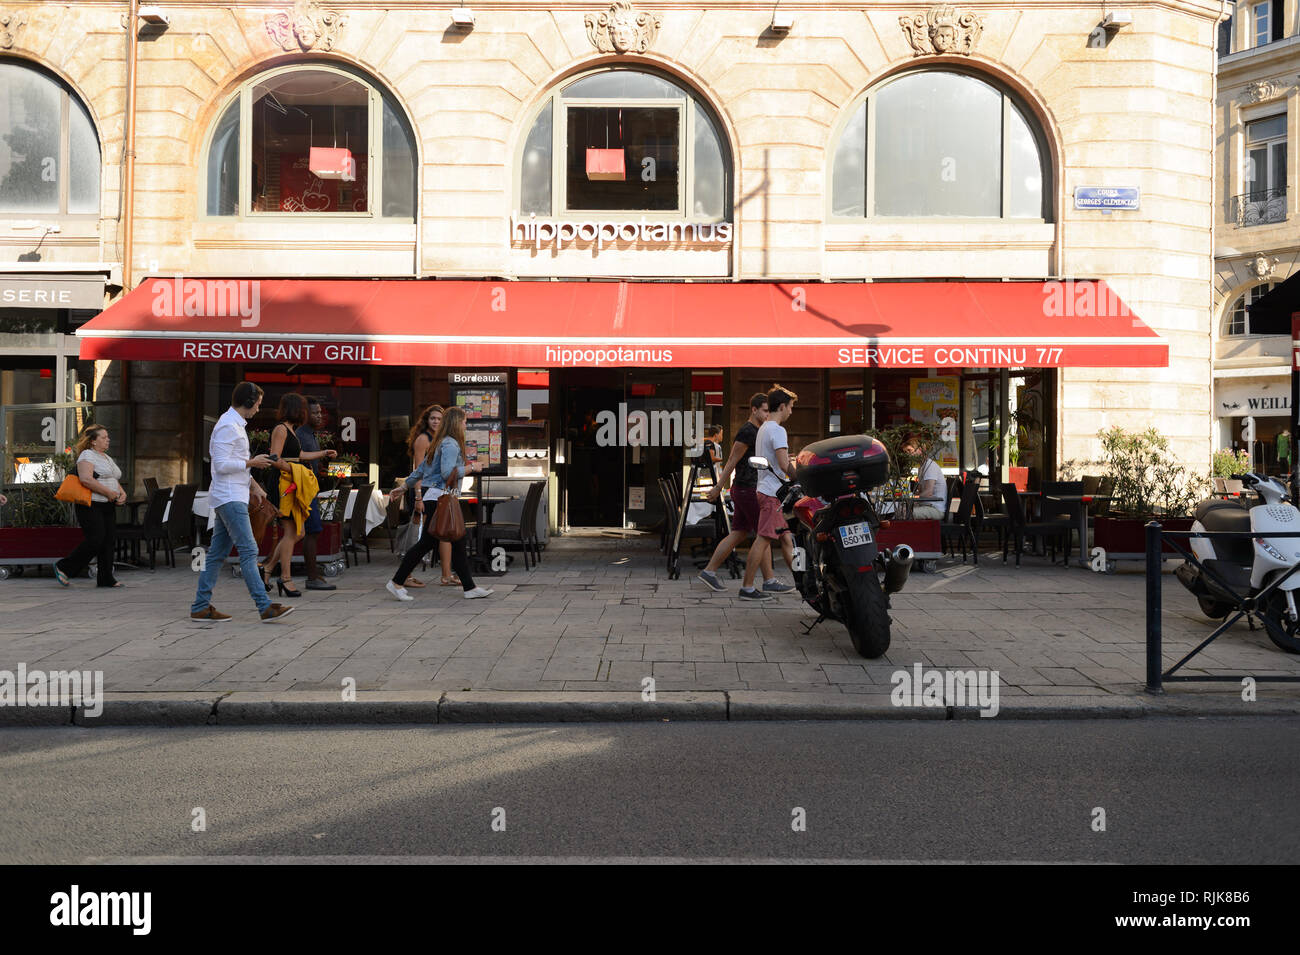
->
xmin=1261 ymin=593 xmax=1300 ymax=654
xmin=1197 ymin=597 xmax=1233 ymax=620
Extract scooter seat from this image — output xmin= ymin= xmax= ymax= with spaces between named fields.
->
xmin=1195 ymin=501 xmax=1253 ymax=565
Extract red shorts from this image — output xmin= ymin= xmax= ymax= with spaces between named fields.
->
xmin=730 ymin=486 xmax=759 ymax=534
xmin=757 ymin=491 xmax=789 ymax=541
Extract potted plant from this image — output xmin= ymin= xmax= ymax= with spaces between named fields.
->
xmin=1211 ymin=448 xmax=1251 ymax=479
xmin=865 ymin=421 xmax=943 ymax=558
xmin=1090 ymin=426 xmax=1210 ymax=556
xmin=0 ymin=451 xmax=83 ymax=576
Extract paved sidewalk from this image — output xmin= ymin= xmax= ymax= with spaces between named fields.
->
xmin=2 ymin=538 xmax=1299 ymax=722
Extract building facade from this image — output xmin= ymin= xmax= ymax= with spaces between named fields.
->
xmin=1 ymin=0 xmax=1222 ymax=529
xmin=1214 ymin=0 xmax=1298 ymax=472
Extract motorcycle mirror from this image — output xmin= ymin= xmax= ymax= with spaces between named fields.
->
xmin=749 ymin=456 xmax=770 ymax=470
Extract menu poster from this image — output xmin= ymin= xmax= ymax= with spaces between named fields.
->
xmin=449 ymin=370 xmax=509 ymax=477
xmin=455 ymin=390 xmax=501 ymax=420
xmin=278 ymin=154 xmax=368 ymax=213
xmin=465 ymin=422 xmax=504 ymax=470
xmin=909 ymin=376 xmax=959 ymax=469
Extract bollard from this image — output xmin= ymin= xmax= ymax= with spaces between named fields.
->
xmin=1145 ymin=521 xmax=1163 ymax=693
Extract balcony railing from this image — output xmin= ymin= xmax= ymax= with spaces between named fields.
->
xmin=1231 ymin=187 xmax=1288 ymax=226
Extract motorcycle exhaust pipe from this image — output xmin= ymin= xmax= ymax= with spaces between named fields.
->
xmin=883 ymin=544 xmax=914 ymax=594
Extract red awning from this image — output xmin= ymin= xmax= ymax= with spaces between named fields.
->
xmin=76 ymin=278 xmax=1167 ymax=369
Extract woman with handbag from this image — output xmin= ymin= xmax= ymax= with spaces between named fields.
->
xmin=262 ymin=393 xmax=334 ymax=598
xmin=399 ymin=403 xmax=444 ymax=588
xmin=54 ymin=424 xmax=126 ymax=588
xmin=387 ymin=405 xmax=492 ymax=601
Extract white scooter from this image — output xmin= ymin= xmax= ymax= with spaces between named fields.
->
xmin=1174 ymin=471 xmax=1300 ymax=653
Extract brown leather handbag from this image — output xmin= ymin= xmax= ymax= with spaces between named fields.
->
xmin=432 ymin=468 xmax=465 ymax=541
xmin=249 ymin=495 xmax=280 ymax=542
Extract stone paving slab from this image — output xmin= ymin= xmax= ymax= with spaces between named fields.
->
xmin=1 ymin=538 xmax=1298 ymax=723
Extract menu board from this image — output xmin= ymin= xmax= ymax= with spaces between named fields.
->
xmin=450 ymin=371 xmax=509 ymax=477
xmin=909 ymin=376 xmax=960 ymax=469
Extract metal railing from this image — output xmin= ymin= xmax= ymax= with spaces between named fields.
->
xmin=1230 ymin=187 xmax=1287 ymax=227
xmin=1144 ymin=521 xmax=1300 ymax=692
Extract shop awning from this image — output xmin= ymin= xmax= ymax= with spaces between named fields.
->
xmin=76 ymin=278 xmax=1167 ymax=368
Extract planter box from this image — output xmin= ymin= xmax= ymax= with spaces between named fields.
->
xmin=0 ymin=526 xmax=85 ymax=561
xmin=876 ymin=519 xmax=941 ymax=557
xmin=1008 ymin=467 xmax=1029 ymax=492
xmin=1094 ymin=516 xmax=1193 ymax=556
xmin=251 ymin=521 xmax=343 ymax=560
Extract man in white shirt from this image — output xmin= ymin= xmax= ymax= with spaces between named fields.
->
xmin=190 ymin=381 xmax=295 ymax=623
xmin=741 ymin=386 xmax=798 ymax=601
xmin=902 ymin=433 xmax=947 ymax=520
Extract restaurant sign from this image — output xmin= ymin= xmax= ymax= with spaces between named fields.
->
xmin=511 ymin=215 xmax=732 ymax=250
xmin=1216 ymin=378 xmax=1291 ymax=417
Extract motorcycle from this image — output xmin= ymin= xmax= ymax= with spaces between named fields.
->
xmin=751 ymin=434 xmax=912 ymax=659
xmin=1174 ymin=471 xmax=1300 ymax=654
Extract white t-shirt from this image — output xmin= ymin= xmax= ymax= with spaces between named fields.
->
xmin=78 ymin=449 xmax=122 ymax=503
xmin=756 ymin=421 xmax=789 ymax=498
xmin=917 ymin=457 xmax=947 ymax=510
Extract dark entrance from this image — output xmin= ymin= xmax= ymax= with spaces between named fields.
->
xmin=561 ymin=369 xmax=624 ymax=526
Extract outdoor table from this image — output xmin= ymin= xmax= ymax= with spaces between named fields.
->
xmin=466 ymin=475 xmax=518 ymax=575
xmin=1043 ymin=494 xmax=1112 ymax=568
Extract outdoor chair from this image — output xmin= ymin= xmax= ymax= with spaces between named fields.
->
xmin=342 ymin=483 xmax=375 ymax=567
xmin=1081 ymin=475 xmax=1101 ymax=498
xmin=1091 ymin=476 xmax=1114 ymax=519
xmin=116 ymin=486 xmax=169 ymax=568
xmin=1040 ymin=480 xmax=1085 ymax=551
xmin=1001 ymin=484 xmax=1072 ymax=567
xmin=143 ymin=476 xmax=159 ymax=497
xmin=383 ymin=495 xmax=403 ymax=553
xmin=481 ymin=480 xmax=546 ymax=571
xmin=161 ymin=484 xmax=197 ymax=568
xmin=940 ymin=473 xmax=981 ymax=564
xmin=973 ymin=490 xmax=1007 ymax=552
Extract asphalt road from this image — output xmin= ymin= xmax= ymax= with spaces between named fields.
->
xmin=1 ymin=718 xmax=1296 ymax=864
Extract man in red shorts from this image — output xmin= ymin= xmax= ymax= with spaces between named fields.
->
xmin=740 ymin=386 xmax=798 ymax=601
xmin=698 ymin=392 xmax=793 ymax=594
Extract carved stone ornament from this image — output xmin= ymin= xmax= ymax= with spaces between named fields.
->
xmin=1250 ymin=253 xmax=1279 ymax=280
xmin=1246 ymin=79 xmax=1279 ymax=102
xmin=266 ymin=0 xmax=348 ymax=53
xmin=0 ymin=11 xmax=27 ymax=50
xmin=899 ymin=5 xmax=984 ymax=56
xmin=586 ymin=1 xmax=661 ymax=54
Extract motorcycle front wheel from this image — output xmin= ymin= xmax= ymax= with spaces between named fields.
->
xmin=844 ymin=571 xmax=891 ymax=659
xmin=1260 ymin=591 xmax=1300 ymax=654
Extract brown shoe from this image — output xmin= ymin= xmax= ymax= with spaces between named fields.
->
xmin=260 ymin=603 xmax=295 ymax=623
xmin=191 ymin=605 xmax=231 ymax=622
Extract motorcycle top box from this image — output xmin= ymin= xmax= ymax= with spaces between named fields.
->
xmin=794 ymin=434 xmax=890 ymax=499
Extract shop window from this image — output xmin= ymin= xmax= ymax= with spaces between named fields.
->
xmin=516 ymin=369 xmax=550 ymax=419
xmin=0 ymin=61 xmax=100 ymax=216
xmin=830 ymin=70 xmax=1050 ymax=221
xmin=517 ymin=68 xmax=731 ymax=220
xmin=203 ymin=65 xmax=416 ymax=219
xmin=1225 ymin=283 xmax=1275 ymax=336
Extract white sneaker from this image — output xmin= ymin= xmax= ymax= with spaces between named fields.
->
xmin=463 ymin=586 xmax=494 ymax=599
xmin=386 ymin=580 xmax=414 ymax=602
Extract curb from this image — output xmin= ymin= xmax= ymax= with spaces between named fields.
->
xmin=3 ymin=689 xmax=1299 ymax=726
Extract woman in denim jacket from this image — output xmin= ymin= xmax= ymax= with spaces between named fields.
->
xmin=387 ymin=406 xmax=493 ymax=601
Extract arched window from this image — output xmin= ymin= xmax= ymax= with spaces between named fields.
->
xmin=518 ymin=68 xmax=731 ymax=220
xmin=0 ymin=60 xmax=100 ymax=215
xmin=830 ymin=70 xmax=1050 ymax=220
xmin=1224 ymin=283 xmax=1275 ymax=336
xmin=203 ymin=63 xmax=416 ymax=218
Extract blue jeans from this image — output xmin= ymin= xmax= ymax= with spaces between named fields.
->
xmin=192 ymin=500 xmax=270 ymax=614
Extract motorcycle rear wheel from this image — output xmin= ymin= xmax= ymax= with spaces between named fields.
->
xmin=845 ymin=572 xmax=891 ymax=659
xmin=1196 ymin=596 xmax=1233 ymax=619
xmin=1260 ymin=592 xmax=1300 ymax=654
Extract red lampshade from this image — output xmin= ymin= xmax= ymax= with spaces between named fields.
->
xmin=309 ymin=147 xmax=355 ymax=181
xmin=585 ymin=148 xmax=625 ymax=181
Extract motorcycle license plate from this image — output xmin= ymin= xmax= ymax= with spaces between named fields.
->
xmin=838 ymin=522 xmax=872 ymax=548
